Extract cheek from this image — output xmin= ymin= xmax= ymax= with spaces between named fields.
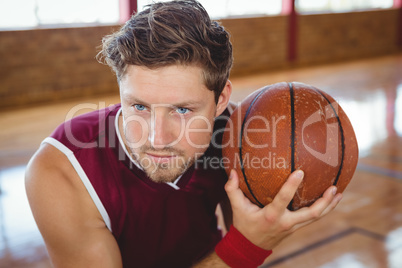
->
xmin=123 ymin=114 xmax=149 ymax=148
xmin=183 ymin=116 xmax=214 ymax=149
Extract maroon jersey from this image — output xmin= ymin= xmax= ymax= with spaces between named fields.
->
xmin=43 ymin=104 xmax=229 ymax=267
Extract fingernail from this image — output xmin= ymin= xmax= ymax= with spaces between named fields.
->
xmin=296 ymin=170 xmax=304 ymax=179
xmin=332 ymin=187 xmax=337 ymax=196
xmin=229 ymin=170 xmax=234 ymax=179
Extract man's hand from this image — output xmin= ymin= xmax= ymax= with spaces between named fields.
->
xmin=225 ymin=169 xmax=342 ymax=250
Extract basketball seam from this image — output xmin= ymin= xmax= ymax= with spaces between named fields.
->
xmin=289 ymin=83 xmax=296 ymax=173
xmin=239 ymin=87 xmax=271 ymax=208
xmin=315 ymin=89 xmax=345 ymax=187
xmin=288 ymin=82 xmax=296 ymax=211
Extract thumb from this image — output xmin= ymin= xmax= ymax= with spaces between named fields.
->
xmin=225 ymin=169 xmax=250 ymax=210
xmin=225 ymin=169 xmax=239 ymax=192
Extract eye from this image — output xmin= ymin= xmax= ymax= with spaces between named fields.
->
xmin=176 ymin=107 xmax=190 ymax=114
xmin=133 ymin=104 xmax=147 ymax=111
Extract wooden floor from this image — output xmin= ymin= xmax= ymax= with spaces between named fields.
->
xmin=1 ymin=54 xmax=402 ymax=267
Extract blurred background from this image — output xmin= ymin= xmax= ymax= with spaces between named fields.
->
xmin=0 ymin=0 xmax=399 ymax=109
xmin=0 ymin=0 xmax=401 ymax=267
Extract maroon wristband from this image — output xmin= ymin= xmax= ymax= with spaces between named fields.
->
xmin=215 ymin=225 xmax=272 ymax=268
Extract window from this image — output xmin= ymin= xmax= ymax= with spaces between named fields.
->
xmin=395 ymin=84 xmax=402 ymax=136
xmin=296 ymin=0 xmax=394 ymax=13
xmin=137 ymin=0 xmax=282 ymax=18
xmin=0 ymin=0 xmax=119 ymax=29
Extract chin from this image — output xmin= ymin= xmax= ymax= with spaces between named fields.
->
xmin=144 ymin=158 xmax=195 ymax=184
xmin=132 ymin=151 xmax=201 ymax=183
xmin=146 ymin=167 xmax=185 ymax=183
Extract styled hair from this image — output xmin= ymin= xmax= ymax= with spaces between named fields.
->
xmin=97 ymin=0 xmax=233 ymax=102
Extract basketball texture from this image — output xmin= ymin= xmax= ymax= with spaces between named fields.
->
xmin=222 ymin=82 xmax=358 ymax=210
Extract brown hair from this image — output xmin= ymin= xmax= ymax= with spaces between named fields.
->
xmin=97 ymin=0 xmax=233 ymax=102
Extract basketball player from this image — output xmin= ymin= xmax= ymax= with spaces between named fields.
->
xmin=25 ymin=1 xmax=342 ymax=267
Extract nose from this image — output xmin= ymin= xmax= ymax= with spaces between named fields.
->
xmin=149 ymin=109 xmax=178 ymax=149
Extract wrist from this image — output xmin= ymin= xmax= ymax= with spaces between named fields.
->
xmin=215 ymin=225 xmax=272 ymax=268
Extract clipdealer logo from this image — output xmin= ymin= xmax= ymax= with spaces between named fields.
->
xmin=61 ymin=101 xmax=341 ymax=170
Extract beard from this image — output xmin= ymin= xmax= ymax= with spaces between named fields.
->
xmin=130 ymin=145 xmax=196 ymax=183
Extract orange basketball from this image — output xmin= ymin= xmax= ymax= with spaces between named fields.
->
xmin=222 ymin=82 xmax=359 ymax=210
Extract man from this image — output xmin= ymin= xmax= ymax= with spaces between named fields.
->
xmin=25 ymin=1 xmax=342 ymax=267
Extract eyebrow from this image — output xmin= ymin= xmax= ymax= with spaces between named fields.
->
xmin=122 ymin=94 xmax=202 ymax=108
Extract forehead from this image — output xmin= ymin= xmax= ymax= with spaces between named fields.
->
xmin=119 ymin=65 xmax=214 ymax=105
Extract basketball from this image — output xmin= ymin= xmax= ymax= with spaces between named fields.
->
xmin=222 ymin=82 xmax=359 ymax=210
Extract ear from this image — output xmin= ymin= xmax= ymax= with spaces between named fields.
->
xmin=215 ymin=80 xmax=232 ymax=117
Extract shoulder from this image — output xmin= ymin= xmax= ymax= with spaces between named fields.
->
xmin=26 ymin=142 xmax=68 ymax=181
xmin=25 ymin=142 xmax=103 ymax=242
xmin=25 ymin=143 xmax=122 ymax=266
xmin=25 ymin=142 xmax=88 ymax=200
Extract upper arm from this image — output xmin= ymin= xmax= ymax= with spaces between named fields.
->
xmin=25 ymin=144 xmax=122 ymax=268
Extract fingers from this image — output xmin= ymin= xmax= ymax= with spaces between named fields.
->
xmin=290 ymin=185 xmax=343 ymax=225
xmin=309 ymin=186 xmax=341 ymax=217
xmin=270 ymin=170 xmax=304 ymax=212
xmin=321 ymin=192 xmax=343 ymax=216
xmin=224 ymin=170 xmax=239 ymax=193
xmin=225 ymin=169 xmax=254 ymax=210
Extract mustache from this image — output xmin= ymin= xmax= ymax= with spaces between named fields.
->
xmin=140 ymin=145 xmax=184 ymax=156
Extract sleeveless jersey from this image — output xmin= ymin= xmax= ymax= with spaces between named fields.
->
xmin=43 ymin=104 xmax=229 ymax=267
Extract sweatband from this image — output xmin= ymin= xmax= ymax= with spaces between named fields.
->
xmin=215 ymin=225 xmax=272 ymax=268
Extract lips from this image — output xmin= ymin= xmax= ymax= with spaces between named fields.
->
xmin=146 ymin=152 xmax=176 ymax=164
